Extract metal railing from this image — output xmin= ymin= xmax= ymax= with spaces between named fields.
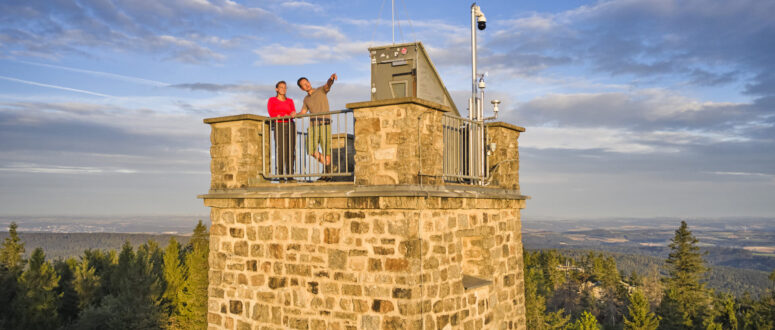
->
xmin=262 ymin=110 xmax=354 ymax=182
xmin=442 ymin=114 xmax=487 ymax=184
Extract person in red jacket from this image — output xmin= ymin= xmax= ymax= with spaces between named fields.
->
xmin=267 ymin=81 xmax=296 ymax=180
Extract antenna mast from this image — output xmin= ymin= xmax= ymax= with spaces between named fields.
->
xmin=391 ymin=0 xmax=395 ymax=44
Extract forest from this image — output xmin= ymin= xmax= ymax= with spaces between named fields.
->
xmin=525 ymin=221 xmax=775 ymax=329
xmin=0 ymin=222 xmax=208 ymax=329
xmin=1 ymin=220 xmax=774 ymax=329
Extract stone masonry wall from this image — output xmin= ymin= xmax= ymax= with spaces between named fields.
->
xmin=350 ymin=99 xmax=446 ymax=186
xmin=205 ymin=115 xmax=271 ymax=189
xmin=485 ymin=123 xmax=524 ymax=191
xmin=203 ymin=196 xmax=526 ymax=330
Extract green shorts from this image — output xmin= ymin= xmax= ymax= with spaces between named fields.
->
xmin=307 ymin=123 xmax=332 ymax=156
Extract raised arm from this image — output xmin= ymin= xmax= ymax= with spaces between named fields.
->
xmin=323 ymin=73 xmax=337 ymax=92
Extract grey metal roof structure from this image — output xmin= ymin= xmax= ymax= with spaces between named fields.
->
xmin=368 ymin=42 xmax=460 ymax=116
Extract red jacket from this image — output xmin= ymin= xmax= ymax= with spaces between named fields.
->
xmin=268 ymin=97 xmax=295 ymax=122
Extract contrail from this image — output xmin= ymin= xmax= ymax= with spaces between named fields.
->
xmin=0 ymin=75 xmax=113 ymax=97
xmin=16 ymin=60 xmax=170 ymax=87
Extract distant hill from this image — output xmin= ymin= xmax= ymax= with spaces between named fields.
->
xmin=536 ymin=248 xmax=772 ymax=298
xmin=0 ymin=232 xmax=190 ymax=260
xmin=522 ymin=217 xmax=775 ymax=273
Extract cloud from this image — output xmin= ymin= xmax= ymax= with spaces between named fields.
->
xmin=0 ymin=75 xmax=113 ymax=97
xmin=16 ymin=61 xmax=169 ymax=87
xmin=253 ymin=41 xmax=371 ymax=65
xmin=0 ymin=100 xmax=212 ymax=192
xmin=510 ymin=88 xmax=769 ymax=136
xmin=0 ymin=0 xmax=280 ymax=63
xmin=483 ymin=0 xmax=775 ymax=95
xmin=168 ymin=83 xmax=261 ymax=93
xmin=0 ymin=163 xmax=137 ymax=175
xmin=280 ymin=1 xmax=323 ymax=12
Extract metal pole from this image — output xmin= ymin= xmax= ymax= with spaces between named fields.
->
xmin=470 ymin=3 xmax=477 ymax=121
xmin=480 ymin=88 xmax=485 ymax=183
xmin=392 ymin=0 xmax=395 ymax=44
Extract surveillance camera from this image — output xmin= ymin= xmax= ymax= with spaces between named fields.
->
xmin=491 ymin=99 xmax=501 ymax=113
xmin=477 ymin=15 xmax=487 ymax=30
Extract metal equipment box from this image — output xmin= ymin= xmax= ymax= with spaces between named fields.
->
xmin=369 ymin=42 xmax=460 ymax=116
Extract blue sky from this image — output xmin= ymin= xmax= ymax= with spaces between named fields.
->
xmin=1 ymin=0 xmax=773 ymax=218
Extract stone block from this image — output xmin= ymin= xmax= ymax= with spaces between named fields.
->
xmin=267 ymin=277 xmax=286 ymax=289
xmin=234 ymin=241 xmax=248 ymax=257
xmin=230 ymin=227 xmax=244 ymax=238
xmin=324 ymin=228 xmax=340 ymax=244
xmin=373 ymin=247 xmax=394 ymax=255
xmin=371 ymin=299 xmax=394 ymax=313
xmin=258 ymin=226 xmax=273 ymax=240
xmin=329 ymin=249 xmax=348 ymax=270
xmin=237 ymin=212 xmax=251 ymax=224
xmin=382 ymin=316 xmax=405 ymax=330
xmin=392 ymin=288 xmax=412 ymax=299
xmin=399 ymin=239 xmax=424 ymax=258
xmin=286 ymin=264 xmax=311 ymax=276
xmin=350 ymin=221 xmax=369 ymax=234
xmin=344 ymin=211 xmax=365 ymax=219
xmin=287 ymin=317 xmax=308 ymax=330
xmin=342 ymin=284 xmax=362 ymax=296
xmin=362 ymin=315 xmax=381 ymax=330
xmin=384 ymin=258 xmax=408 ymax=272
xmin=229 ymin=300 xmax=243 ymax=315
xmin=291 ymin=227 xmax=308 ymax=241
xmin=252 ymin=304 xmax=270 ymax=322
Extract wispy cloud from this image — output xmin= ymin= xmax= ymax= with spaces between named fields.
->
xmin=280 ymin=1 xmax=323 ymax=12
xmin=710 ymin=171 xmax=775 ymax=178
xmin=0 ymin=0 xmax=280 ymax=64
xmin=168 ymin=82 xmax=273 ymax=93
xmin=253 ymin=41 xmax=370 ymax=65
xmin=16 ymin=61 xmax=169 ymax=87
xmin=0 ymin=76 xmax=112 ymax=97
xmin=484 ymin=0 xmax=775 ymax=95
xmin=0 ymin=163 xmax=136 ymax=174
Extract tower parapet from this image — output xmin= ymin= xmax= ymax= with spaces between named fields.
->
xmin=201 ymin=96 xmax=528 ymax=329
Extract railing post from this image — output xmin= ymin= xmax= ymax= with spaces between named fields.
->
xmin=204 ymin=114 xmax=270 ymax=189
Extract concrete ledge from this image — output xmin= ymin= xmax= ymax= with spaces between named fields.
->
xmin=486 ymin=121 xmax=526 ymax=132
xmin=199 ymin=184 xmax=527 ymax=200
xmin=204 ymin=114 xmax=269 ymax=124
xmin=346 ymin=97 xmax=450 ymax=113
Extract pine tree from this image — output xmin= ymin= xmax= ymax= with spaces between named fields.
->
xmin=545 ymin=310 xmax=571 ymax=329
xmin=75 ymin=242 xmax=165 ymax=329
xmin=539 ymin=250 xmax=565 ymax=296
xmin=713 ymin=293 xmax=737 ymax=330
xmin=163 ymin=238 xmax=185 ymax=328
xmin=54 ymin=258 xmax=80 ymax=324
xmin=658 ymin=221 xmax=712 ymax=329
xmin=525 ymin=267 xmax=549 ymax=329
xmin=177 ymin=221 xmax=209 ymax=329
xmin=567 ymin=311 xmax=600 ymax=330
xmin=16 ymin=248 xmax=61 ymax=329
xmin=73 ymin=257 xmax=102 ymax=309
xmin=623 ymin=289 xmax=660 ymax=330
xmin=0 ymin=222 xmax=25 ymax=270
xmin=0 ymin=222 xmax=26 ymax=327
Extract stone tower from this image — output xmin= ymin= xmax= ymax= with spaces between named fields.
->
xmin=201 ymin=97 xmax=527 ymax=329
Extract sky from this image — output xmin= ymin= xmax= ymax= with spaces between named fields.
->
xmin=0 ymin=0 xmax=773 ymax=219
